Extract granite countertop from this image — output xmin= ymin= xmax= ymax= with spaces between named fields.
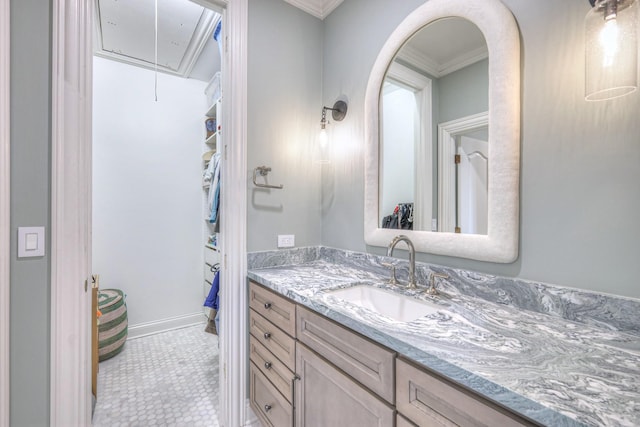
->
xmin=247 ymin=247 xmax=640 ymax=427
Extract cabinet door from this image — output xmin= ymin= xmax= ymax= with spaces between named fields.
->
xmin=295 ymin=343 xmax=394 ymax=427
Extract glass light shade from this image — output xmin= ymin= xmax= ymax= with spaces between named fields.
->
xmin=314 ymin=126 xmax=331 ymax=164
xmin=585 ymin=0 xmax=639 ymax=100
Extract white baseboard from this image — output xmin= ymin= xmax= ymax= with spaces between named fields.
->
xmin=244 ymin=399 xmax=261 ymax=427
xmin=127 ymin=312 xmax=206 ymax=340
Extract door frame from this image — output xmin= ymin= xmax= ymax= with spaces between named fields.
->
xmin=437 ymin=111 xmax=488 ymax=232
xmin=0 ymin=0 xmax=10 ymax=425
xmin=385 ymin=62 xmax=433 ymax=231
xmin=50 ymin=0 xmax=250 ymax=426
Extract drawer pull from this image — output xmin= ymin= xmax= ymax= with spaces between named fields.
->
xmin=264 ymin=404 xmax=272 ymax=412
xmin=264 ymin=361 xmax=272 ymax=370
xmin=264 ymin=302 xmax=272 ymax=309
xmin=264 ymin=332 xmax=272 ymax=340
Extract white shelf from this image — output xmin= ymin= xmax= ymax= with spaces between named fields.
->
xmin=205 ymin=98 xmax=220 ymax=118
xmin=205 ymin=132 xmax=218 ymax=149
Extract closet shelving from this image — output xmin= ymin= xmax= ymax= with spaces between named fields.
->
xmin=204 ymin=99 xmax=219 ymax=150
xmin=203 ymin=71 xmax=222 ymax=319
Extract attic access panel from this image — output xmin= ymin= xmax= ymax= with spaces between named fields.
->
xmin=95 ymin=0 xmax=218 ymax=76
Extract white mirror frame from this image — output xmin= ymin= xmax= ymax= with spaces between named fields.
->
xmin=364 ymin=0 xmax=520 ymax=263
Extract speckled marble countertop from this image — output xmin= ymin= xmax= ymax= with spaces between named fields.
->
xmin=247 ymin=247 xmax=640 ymax=427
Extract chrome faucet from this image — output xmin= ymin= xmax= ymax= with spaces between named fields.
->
xmin=426 ymin=272 xmax=449 ymax=295
xmin=386 ymin=235 xmax=417 ymax=289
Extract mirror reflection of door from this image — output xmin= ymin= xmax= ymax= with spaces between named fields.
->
xmin=378 ymin=17 xmax=488 ymax=233
xmin=380 ymin=64 xmax=433 ymax=231
xmin=456 ymin=133 xmax=488 ymax=234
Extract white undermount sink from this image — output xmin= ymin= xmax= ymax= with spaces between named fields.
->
xmin=326 ymin=285 xmax=442 ymax=322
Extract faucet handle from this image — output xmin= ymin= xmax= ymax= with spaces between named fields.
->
xmin=381 ymin=262 xmax=399 ymax=285
xmin=426 ymin=272 xmax=449 ymax=295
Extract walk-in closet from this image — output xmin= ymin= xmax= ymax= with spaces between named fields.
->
xmin=90 ymin=0 xmax=223 ymax=424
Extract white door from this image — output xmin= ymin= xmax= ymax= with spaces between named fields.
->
xmin=457 ymin=135 xmax=488 ymax=234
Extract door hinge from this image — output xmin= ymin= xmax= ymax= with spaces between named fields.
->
xmin=84 ymin=279 xmax=88 ymax=292
xmin=454 ymin=154 xmax=461 ymax=164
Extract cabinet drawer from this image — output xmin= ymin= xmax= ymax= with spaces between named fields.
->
xmin=250 ymin=362 xmax=293 ymax=427
xmin=250 ymin=309 xmax=296 ymax=368
xmin=295 ymin=342 xmax=394 ymax=427
xmin=297 ymin=305 xmax=395 ymax=404
xmin=249 ymin=281 xmax=296 ymax=337
xmin=396 ymin=358 xmax=535 ymax=427
xmin=250 ymin=335 xmax=295 ymax=403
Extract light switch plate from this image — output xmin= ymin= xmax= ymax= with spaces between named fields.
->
xmin=277 ymin=234 xmax=295 ymax=248
xmin=18 ymin=226 xmax=45 ymax=258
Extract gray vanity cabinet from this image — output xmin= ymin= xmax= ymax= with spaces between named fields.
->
xmin=248 ymin=282 xmax=297 ymax=427
xmin=396 ymin=358 xmax=536 ymax=427
xmin=248 ymin=281 xmax=537 ymax=427
xmin=295 ymin=342 xmax=394 ymax=427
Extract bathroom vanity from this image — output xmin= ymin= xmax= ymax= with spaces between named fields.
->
xmin=247 ymin=247 xmax=640 ymax=427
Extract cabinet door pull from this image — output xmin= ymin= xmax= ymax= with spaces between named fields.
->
xmin=264 ymin=404 xmax=272 ymax=412
xmin=264 ymin=361 xmax=272 ymax=370
xmin=264 ymin=302 xmax=272 ymax=309
xmin=264 ymin=332 xmax=272 ymax=339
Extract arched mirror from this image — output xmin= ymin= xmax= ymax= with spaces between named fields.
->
xmin=364 ymin=0 xmax=520 ymax=263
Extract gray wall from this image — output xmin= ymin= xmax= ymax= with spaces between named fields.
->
xmin=438 ymin=58 xmax=488 ymax=123
xmin=247 ymin=0 xmax=323 ymax=251
xmin=10 ymin=0 xmax=51 ymax=425
xmin=321 ymin=0 xmax=640 ymax=299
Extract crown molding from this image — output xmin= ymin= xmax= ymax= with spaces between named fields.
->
xmin=282 ymin=0 xmax=343 ymax=19
xmin=397 ymin=44 xmax=488 ymax=78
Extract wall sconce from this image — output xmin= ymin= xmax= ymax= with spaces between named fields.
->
xmin=316 ymin=100 xmax=348 ymax=164
xmin=585 ymin=0 xmax=638 ymax=100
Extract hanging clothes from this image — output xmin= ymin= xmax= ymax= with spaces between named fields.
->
xmin=207 ymin=152 xmax=222 ymax=224
xmin=381 ymin=202 xmax=414 ymax=230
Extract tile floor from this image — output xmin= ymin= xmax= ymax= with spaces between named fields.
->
xmin=92 ymin=324 xmax=220 ymax=427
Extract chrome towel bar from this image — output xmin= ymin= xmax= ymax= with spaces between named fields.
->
xmin=252 ymin=166 xmax=283 ymax=189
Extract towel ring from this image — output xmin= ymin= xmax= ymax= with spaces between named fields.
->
xmin=253 ymin=166 xmax=283 ymax=189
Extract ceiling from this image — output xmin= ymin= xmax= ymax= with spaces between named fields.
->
xmin=398 ymin=18 xmax=488 ymax=78
xmin=94 ymin=0 xmax=220 ymax=78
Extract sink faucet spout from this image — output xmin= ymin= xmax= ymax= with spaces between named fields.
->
xmin=387 ymin=235 xmax=417 ymax=289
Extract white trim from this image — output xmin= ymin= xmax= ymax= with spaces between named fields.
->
xmin=397 ymin=44 xmax=488 ymax=78
xmin=364 ymin=0 xmax=520 ymax=263
xmin=52 ymin=0 xmax=249 ymax=425
xmin=218 ymin=0 xmax=249 ymax=425
xmin=127 ymin=313 xmax=206 ymax=340
xmin=0 ymin=0 xmax=10 ymax=424
xmin=385 ymin=62 xmax=433 ymax=231
xmin=415 ymin=83 xmax=433 ymax=232
xmin=282 ymin=0 xmax=344 ymax=19
xmin=437 ymin=112 xmax=489 ymax=232
xmin=50 ymin=0 xmax=94 ymax=425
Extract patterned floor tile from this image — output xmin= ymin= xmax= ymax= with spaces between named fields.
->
xmin=93 ymin=324 xmax=220 ymax=427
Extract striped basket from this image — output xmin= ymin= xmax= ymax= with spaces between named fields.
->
xmin=98 ymin=289 xmax=128 ymax=362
